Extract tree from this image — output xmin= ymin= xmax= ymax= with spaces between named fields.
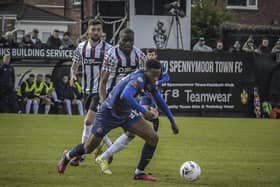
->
xmin=191 ymin=0 xmax=232 ymax=46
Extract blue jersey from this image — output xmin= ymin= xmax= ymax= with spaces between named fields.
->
xmin=102 ymin=69 xmax=175 ymax=124
xmin=103 ymin=70 xmax=148 ymax=119
xmin=158 ymin=63 xmax=169 ymax=86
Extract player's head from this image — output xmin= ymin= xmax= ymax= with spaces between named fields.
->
xmin=146 ymin=48 xmax=157 ymax=60
xmin=62 ymin=75 xmax=69 ymax=84
xmin=36 ymin=74 xmax=43 ymax=82
xmin=45 ymin=74 xmax=51 ymax=83
xmin=144 ymin=59 xmax=161 ymax=85
xmin=87 ymin=19 xmax=103 ymax=42
xmin=119 ymin=28 xmax=134 ymax=54
xmin=28 ymin=74 xmax=35 ymax=83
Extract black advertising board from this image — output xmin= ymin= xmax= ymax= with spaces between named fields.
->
xmin=158 ymin=50 xmax=255 ymax=116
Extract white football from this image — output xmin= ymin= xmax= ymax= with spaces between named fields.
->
xmin=179 ymin=161 xmax=201 ymax=182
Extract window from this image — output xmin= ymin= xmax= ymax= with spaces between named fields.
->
xmin=73 ymin=0 xmax=81 ymax=5
xmin=135 ymin=0 xmax=186 ymax=16
xmin=226 ymin=0 xmax=258 ymax=10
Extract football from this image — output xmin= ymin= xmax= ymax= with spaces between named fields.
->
xmin=179 ymin=161 xmax=201 ymax=182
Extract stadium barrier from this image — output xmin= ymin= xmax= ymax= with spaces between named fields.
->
xmin=1 ymin=47 xmax=279 ymax=117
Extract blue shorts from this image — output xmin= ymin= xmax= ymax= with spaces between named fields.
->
xmin=91 ymin=105 xmax=142 ymax=137
xmin=140 ymin=95 xmax=157 ymax=108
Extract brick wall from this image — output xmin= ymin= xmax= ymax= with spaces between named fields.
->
xmin=215 ymin=0 xmax=280 ymax=26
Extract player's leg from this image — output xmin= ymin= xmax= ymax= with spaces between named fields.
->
xmin=57 ymin=107 xmax=116 ymax=174
xmin=98 ymin=131 xmax=135 ymax=162
xmin=57 ymin=133 xmax=103 ymax=174
xmin=42 ymin=97 xmax=51 ymax=114
xmin=127 ymin=118 xmax=159 ymax=181
xmin=64 ymin=99 xmax=72 ymax=115
xmin=76 ymin=99 xmax=84 ymax=115
xmin=25 ymin=98 xmax=32 ymax=114
xmin=33 ymin=97 xmax=40 ymax=114
xmin=81 ymin=95 xmax=97 ymax=144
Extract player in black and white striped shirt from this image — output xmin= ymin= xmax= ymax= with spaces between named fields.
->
xmin=70 ymin=20 xmax=111 ymax=165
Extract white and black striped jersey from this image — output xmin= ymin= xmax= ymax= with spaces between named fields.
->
xmin=102 ymin=45 xmax=146 ymax=93
xmin=72 ymin=40 xmax=112 ymax=94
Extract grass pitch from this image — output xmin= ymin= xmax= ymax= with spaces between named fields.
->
xmin=0 ymin=114 xmax=279 ymax=187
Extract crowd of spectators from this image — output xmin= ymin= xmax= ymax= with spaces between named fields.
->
xmin=0 ymin=28 xmax=75 ymax=50
xmin=0 ymin=28 xmax=279 ymax=115
xmin=1 ymin=28 xmax=279 ymax=54
xmin=192 ymin=36 xmax=280 ymax=54
xmin=0 ymin=52 xmax=84 ymax=115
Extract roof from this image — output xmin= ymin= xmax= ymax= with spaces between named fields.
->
xmin=0 ymin=3 xmax=74 ymax=23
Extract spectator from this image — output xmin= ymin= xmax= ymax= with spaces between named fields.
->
xmin=19 ymin=74 xmax=38 ymax=114
xmin=44 ymin=74 xmax=59 ymax=103
xmin=271 ymin=38 xmax=280 ymax=53
xmin=257 ymin=38 xmax=271 ymax=54
xmin=31 ymin=29 xmax=42 ymax=48
xmin=47 ymin=29 xmax=62 ymax=49
xmin=0 ymin=53 xmax=16 ymax=113
xmin=229 ymin=41 xmax=241 ymax=52
xmin=4 ymin=31 xmax=17 ymax=47
xmin=193 ymin=37 xmax=212 ymax=52
xmin=33 ymin=74 xmax=48 ymax=114
xmin=213 ymin=40 xmax=224 ymax=52
xmin=0 ymin=33 xmax=7 ymax=47
xmin=72 ymin=75 xmax=84 ymax=115
xmin=242 ymin=36 xmax=256 ymax=52
xmin=20 ymin=33 xmax=33 ymax=48
xmin=61 ymin=32 xmax=75 ymax=49
xmin=57 ymin=75 xmax=74 ymax=115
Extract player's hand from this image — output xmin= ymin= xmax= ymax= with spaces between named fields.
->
xmin=143 ymin=110 xmax=155 ymax=121
xmin=171 ymin=123 xmax=179 ymax=134
xmin=150 ymin=107 xmax=159 ymax=119
xmin=70 ymin=75 xmax=77 ymax=87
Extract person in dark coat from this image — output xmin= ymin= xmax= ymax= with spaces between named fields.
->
xmin=0 ymin=53 xmax=16 ymax=113
xmin=47 ymin=29 xmax=62 ymax=49
xmin=57 ymin=75 xmax=74 ymax=115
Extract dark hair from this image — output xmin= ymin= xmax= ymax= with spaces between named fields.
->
xmin=63 ymin=32 xmax=70 ymax=36
xmin=29 ymin=74 xmax=35 ymax=78
xmin=37 ymin=74 xmax=43 ymax=77
xmin=45 ymin=74 xmax=51 ymax=79
xmin=146 ymin=48 xmax=157 ymax=54
xmin=33 ymin=29 xmax=39 ymax=33
xmin=119 ymin=28 xmax=134 ymax=37
xmin=145 ymin=59 xmax=161 ymax=70
xmin=88 ymin=19 xmax=102 ymax=27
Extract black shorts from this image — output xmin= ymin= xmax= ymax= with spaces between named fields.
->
xmin=84 ymin=93 xmax=100 ymax=112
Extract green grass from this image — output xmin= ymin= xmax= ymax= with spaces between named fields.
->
xmin=0 ymin=114 xmax=279 ymax=187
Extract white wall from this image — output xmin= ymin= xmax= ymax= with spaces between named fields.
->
xmin=129 ymin=0 xmax=191 ymax=50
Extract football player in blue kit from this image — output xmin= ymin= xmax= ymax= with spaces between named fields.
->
xmin=57 ymin=59 xmax=179 ymax=181
xmin=95 ymin=48 xmax=170 ymax=180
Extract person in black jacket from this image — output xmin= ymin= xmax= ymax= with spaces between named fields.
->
xmin=0 ymin=54 xmax=16 ymax=113
xmin=31 ymin=29 xmax=42 ymax=48
xmin=20 ymin=33 xmax=33 ymax=48
xmin=47 ymin=29 xmax=62 ymax=49
xmin=57 ymin=75 xmax=74 ymax=115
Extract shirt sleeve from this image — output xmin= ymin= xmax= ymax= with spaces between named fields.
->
xmin=120 ymin=79 xmax=147 ymax=114
xmin=72 ymin=45 xmax=82 ymax=64
xmin=158 ymin=64 xmax=170 ymax=85
xmin=138 ymin=51 xmax=147 ymax=69
xmin=102 ymin=49 xmax=117 ymax=73
xmin=152 ymin=89 xmax=175 ymax=124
